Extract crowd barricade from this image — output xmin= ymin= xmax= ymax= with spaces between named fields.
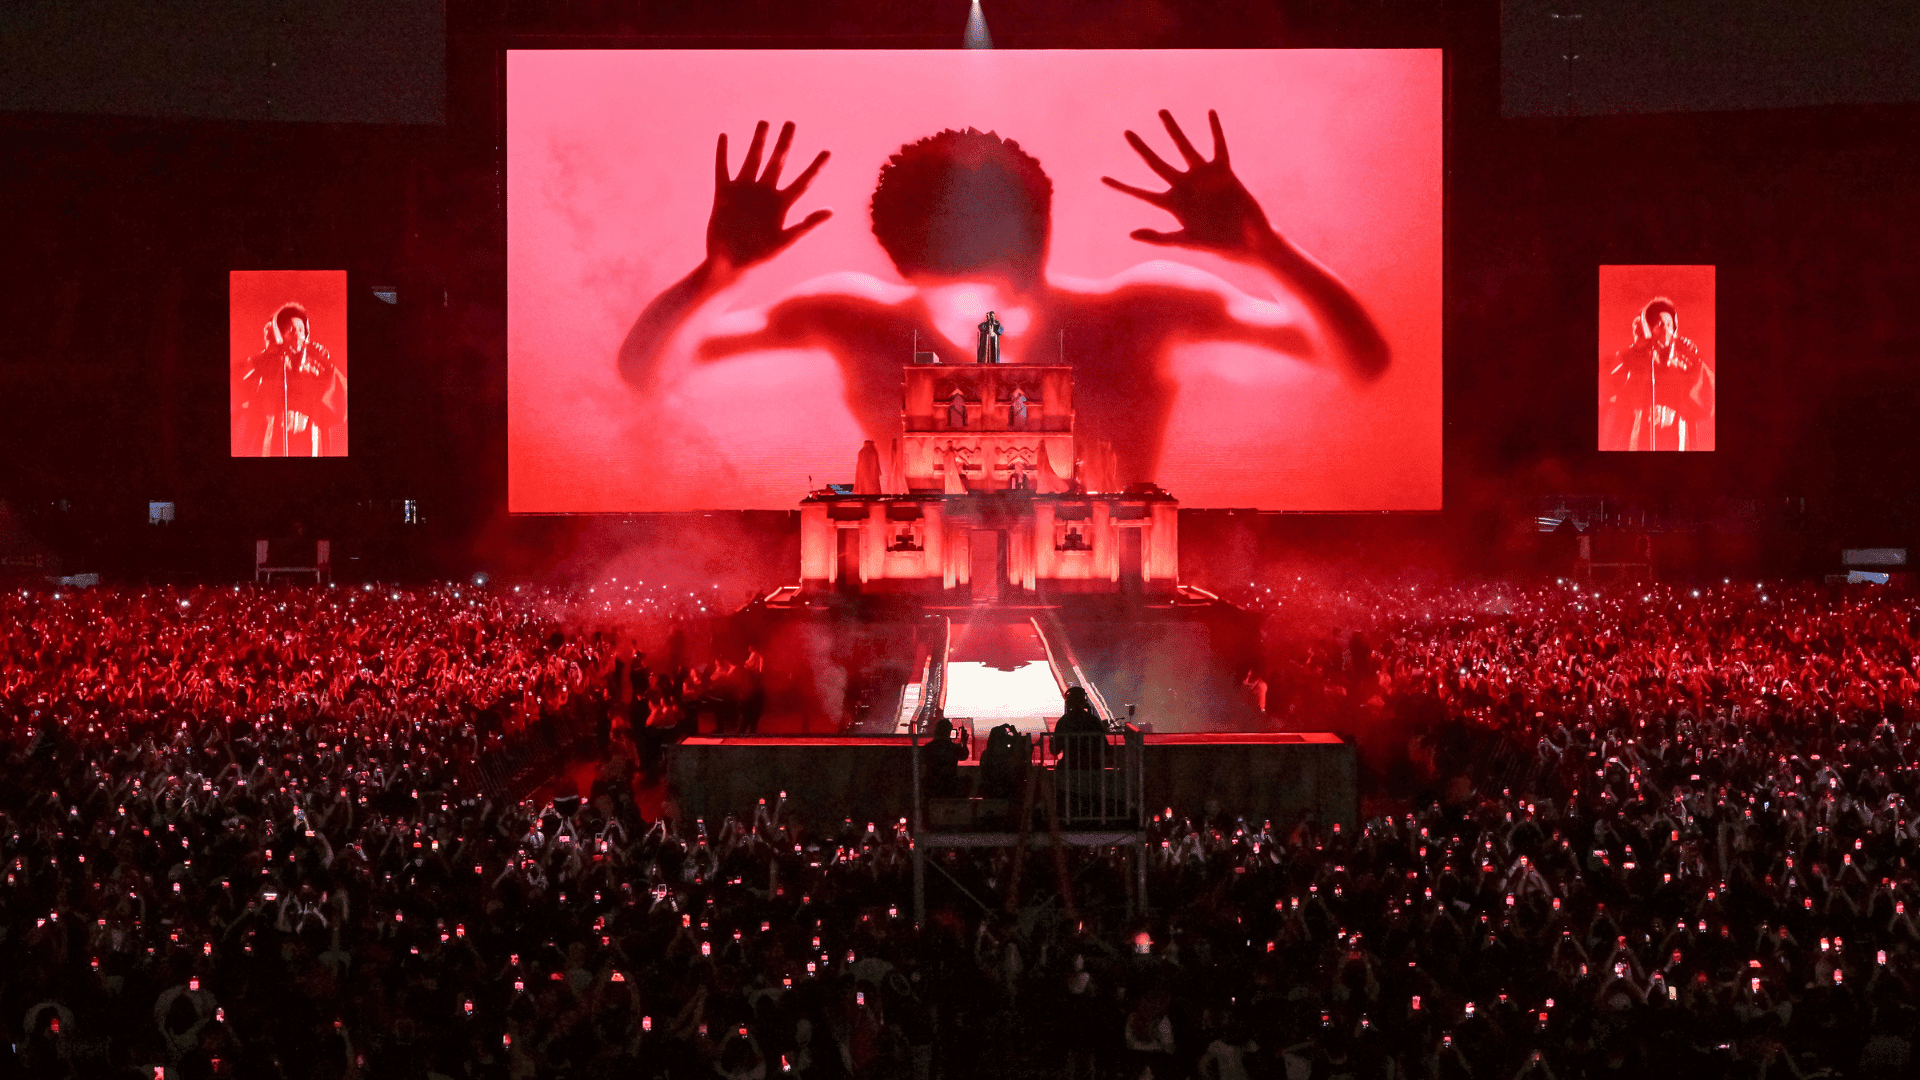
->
xmin=466 ymin=708 xmax=596 ymax=799
xmin=1471 ymin=726 xmax=1542 ymax=796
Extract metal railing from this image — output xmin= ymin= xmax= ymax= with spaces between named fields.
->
xmin=912 ymin=723 xmax=1149 ymax=926
xmin=466 ymin=710 xmax=594 ymax=800
xmin=912 ymin=615 xmax=951 ymax=733
xmin=1046 ymin=727 xmax=1144 ymax=828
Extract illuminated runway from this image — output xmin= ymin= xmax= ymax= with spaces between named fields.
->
xmin=941 ymin=619 xmax=1065 ymax=735
xmin=942 ymin=662 xmax=1064 ymax=734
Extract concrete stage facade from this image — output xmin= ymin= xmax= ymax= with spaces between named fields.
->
xmin=797 ymin=363 xmax=1179 ymax=599
xmin=669 ymin=732 xmax=1356 ymax=832
xmin=716 ymin=357 xmax=1270 ymax=735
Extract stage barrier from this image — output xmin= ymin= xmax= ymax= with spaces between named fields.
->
xmin=668 ymin=732 xmax=1356 ymax=832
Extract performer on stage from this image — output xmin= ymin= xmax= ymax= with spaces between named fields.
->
xmin=236 ymin=303 xmax=348 ymax=457
xmin=976 ymin=310 xmax=1004 ymax=363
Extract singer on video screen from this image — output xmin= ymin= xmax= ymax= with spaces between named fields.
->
xmin=235 ymin=302 xmax=348 ymax=457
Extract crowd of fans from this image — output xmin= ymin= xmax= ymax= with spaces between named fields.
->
xmin=1231 ymin=576 xmax=1919 ymax=746
xmin=1 ymin=577 xmax=1919 ymax=1080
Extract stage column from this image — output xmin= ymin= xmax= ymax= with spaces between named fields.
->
xmin=866 ymin=503 xmax=887 ymax=584
xmin=1032 ymin=502 xmax=1055 ymax=587
xmin=800 ymin=503 xmax=833 ymax=588
xmin=952 ymin=528 xmax=972 ymax=589
xmin=926 ymin=503 xmax=951 ymax=590
xmin=1092 ymin=501 xmax=1117 ymax=583
xmin=1147 ymin=502 xmax=1178 ymax=585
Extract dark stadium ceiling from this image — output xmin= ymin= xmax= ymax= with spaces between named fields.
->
xmin=5 ymin=0 xmax=1918 ymax=127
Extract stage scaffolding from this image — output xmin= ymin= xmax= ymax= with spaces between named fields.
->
xmin=910 ymin=717 xmax=1149 ymax=926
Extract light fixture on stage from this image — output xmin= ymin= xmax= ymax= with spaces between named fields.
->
xmin=964 ymin=0 xmax=992 ymax=48
xmin=371 ymin=286 xmax=398 ymax=304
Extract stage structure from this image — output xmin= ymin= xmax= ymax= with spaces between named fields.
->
xmin=799 ymin=363 xmax=1179 ymax=599
xmin=742 ymin=355 xmax=1272 ymax=737
xmin=673 ymin=355 xmax=1356 ymax=924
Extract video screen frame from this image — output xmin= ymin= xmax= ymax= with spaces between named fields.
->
xmin=507 ymin=49 xmax=1443 ymax=512
xmin=230 ymin=269 xmax=350 ymax=458
xmin=1598 ymin=264 xmax=1716 ymax=453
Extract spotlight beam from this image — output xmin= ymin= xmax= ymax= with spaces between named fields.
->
xmin=964 ymin=0 xmax=992 ymax=49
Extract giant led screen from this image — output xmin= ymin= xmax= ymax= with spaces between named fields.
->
xmin=507 ymin=50 xmax=1442 ymax=511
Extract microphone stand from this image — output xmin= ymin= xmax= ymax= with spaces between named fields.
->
xmin=1646 ymin=341 xmax=1658 ymax=453
xmin=281 ymin=347 xmax=290 ymax=457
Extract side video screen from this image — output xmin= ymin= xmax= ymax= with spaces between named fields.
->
xmin=1599 ymin=265 xmax=1716 ymax=452
xmin=508 ymin=50 xmax=1442 ymax=511
xmin=230 ymin=269 xmax=349 ymax=457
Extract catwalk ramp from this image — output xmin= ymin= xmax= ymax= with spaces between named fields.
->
xmin=939 ymin=617 xmax=1065 ymax=736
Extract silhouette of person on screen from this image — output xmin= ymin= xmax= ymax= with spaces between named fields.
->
xmin=620 ymin=112 xmax=1389 ymax=486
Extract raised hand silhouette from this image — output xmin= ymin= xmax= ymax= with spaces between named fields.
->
xmin=1104 ymin=108 xmax=1389 ymax=379
xmin=620 ymin=121 xmax=832 ymax=389
xmin=706 ymin=120 xmax=832 ymax=273
xmin=1102 ymin=109 xmax=1272 ymax=256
